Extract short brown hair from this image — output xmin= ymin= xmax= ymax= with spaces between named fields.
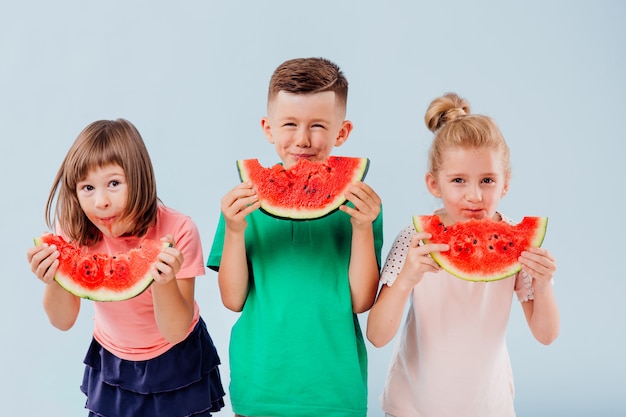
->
xmin=424 ymin=92 xmax=511 ymax=177
xmin=45 ymin=119 xmax=158 ymax=246
xmin=267 ymin=57 xmax=348 ymax=110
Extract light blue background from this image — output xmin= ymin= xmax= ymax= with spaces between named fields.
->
xmin=2 ymin=1 xmax=625 ymax=416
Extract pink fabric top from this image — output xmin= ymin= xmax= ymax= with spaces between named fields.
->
xmin=67 ymin=205 xmax=206 ymax=361
xmin=379 ymin=219 xmax=533 ymax=417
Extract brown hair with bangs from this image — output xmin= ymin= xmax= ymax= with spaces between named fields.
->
xmin=268 ymin=57 xmax=349 ymax=114
xmin=424 ymin=92 xmax=511 ymax=178
xmin=45 ymin=119 xmax=158 ymax=246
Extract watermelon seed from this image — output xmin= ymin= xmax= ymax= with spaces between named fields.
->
xmin=502 ymin=246 xmax=507 ymax=251
xmin=489 ymin=245 xmax=494 ymax=250
xmin=326 ymin=194 xmax=331 ymax=199
xmin=473 ymin=239 xmax=477 ymax=244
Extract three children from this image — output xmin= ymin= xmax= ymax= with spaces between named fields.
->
xmin=28 ymin=61 xmax=559 ymax=417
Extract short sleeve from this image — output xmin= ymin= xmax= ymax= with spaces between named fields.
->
xmin=206 ymin=213 xmax=226 ymax=272
xmin=171 ymin=214 xmax=206 ymax=279
xmin=380 ymin=224 xmax=416 ymax=287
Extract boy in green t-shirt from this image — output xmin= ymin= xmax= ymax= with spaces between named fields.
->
xmin=208 ymin=57 xmax=383 ymax=417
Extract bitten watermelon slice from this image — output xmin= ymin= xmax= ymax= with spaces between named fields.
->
xmin=413 ymin=215 xmax=548 ymax=282
xmin=237 ymin=156 xmax=370 ymax=220
xmin=35 ymin=234 xmax=166 ymax=301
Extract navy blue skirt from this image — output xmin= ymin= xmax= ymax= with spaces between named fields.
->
xmin=80 ymin=317 xmax=225 ymax=417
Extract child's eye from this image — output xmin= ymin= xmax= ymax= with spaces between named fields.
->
xmin=283 ymin=122 xmax=297 ymax=127
xmin=110 ymin=180 xmax=120 ymax=187
xmin=482 ymin=178 xmax=494 ymax=184
xmin=452 ymin=178 xmax=464 ymax=183
xmin=81 ymin=185 xmax=94 ymax=191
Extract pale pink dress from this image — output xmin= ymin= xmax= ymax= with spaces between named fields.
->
xmin=379 ymin=220 xmax=533 ymax=417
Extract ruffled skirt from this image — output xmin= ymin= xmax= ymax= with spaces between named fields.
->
xmin=80 ymin=317 xmax=225 ymax=417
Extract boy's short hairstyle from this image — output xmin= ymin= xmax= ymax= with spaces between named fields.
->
xmin=268 ymin=57 xmax=348 ymax=111
xmin=46 ymin=119 xmax=158 ymax=246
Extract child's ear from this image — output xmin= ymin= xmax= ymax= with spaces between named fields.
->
xmin=501 ymin=176 xmax=510 ymax=197
xmin=425 ymin=172 xmax=441 ymax=198
xmin=261 ymin=117 xmax=274 ymax=144
xmin=334 ymin=120 xmax=353 ymax=147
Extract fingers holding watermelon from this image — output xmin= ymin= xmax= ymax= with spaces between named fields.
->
xmin=221 ymin=182 xmax=261 ymax=233
xmin=152 ymin=235 xmax=184 ymax=284
xmin=519 ymin=247 xmax=556 ymax=292
xmin=400 ymin=233 xmax=450 ymax=287
xmin=340 ymin=181 xmax=381 ymax=228
xmin=27 ymin=239 xmax=60 ymax=284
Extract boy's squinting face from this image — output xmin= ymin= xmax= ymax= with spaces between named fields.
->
xmin=76 ymin=163 xmax=132 ymax=238
xmin=426 ymin=146 xmax=509 ymax=225
xmin=262 ymin=91 xmax=353 ymax=169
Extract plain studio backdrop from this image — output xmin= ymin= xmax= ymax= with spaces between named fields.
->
xmin=1 ymin=1 xmax=624 ymax=416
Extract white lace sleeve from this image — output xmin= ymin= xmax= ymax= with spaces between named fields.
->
xmin=380 ymin=225 xmax=416 ymax=287
xmin=515 ymin=270 xmax=535 ymax=302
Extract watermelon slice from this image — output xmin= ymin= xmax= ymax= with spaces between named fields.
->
xmin=35 ymin=234 xmax=166 ymax=301
xmin=237 ymin=156 xmax=370 ymax=220
xmin=413 ymin=215 xmax=548 ymax=282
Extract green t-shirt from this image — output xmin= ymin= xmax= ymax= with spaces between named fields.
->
xmin=208 ymin=207 xmax=383 ymax=417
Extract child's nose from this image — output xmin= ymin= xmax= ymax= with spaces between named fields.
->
xmin=466 ymin=185 xmax=482 ymax=202
xmin=94 ymin=191 xmax=110 ymax=209
xmin=294 ymin=128 xmax=311 ymax=147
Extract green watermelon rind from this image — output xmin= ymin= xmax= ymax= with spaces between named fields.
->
xmin=34 ymin=236 xmax=167 ymax=302
xmin=237 ymin=157 xmax=370 ymax=220
xmin=412 ymin=216 xmax=549 ymax=282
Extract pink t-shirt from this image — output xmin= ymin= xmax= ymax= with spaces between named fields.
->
xmin=379 ymin=221 xmax=533 ymax=417
xmin=69 ymin=205 xmax=206 ymax=361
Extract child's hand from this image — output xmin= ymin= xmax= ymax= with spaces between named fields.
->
xmin=519 ymin=247 xmax=556 ymax=293
xmin=400 ymin=233 xmax=450 ymax=287
xmin=340 ymin=181 xmax=381 ymax=229
xmin=152 ymin=235 xmax=184 ymax=284
xmin=221 ymin=182 xmax=260 ymax=233
xmin=27 ymin=242 xmax=60 ymax=284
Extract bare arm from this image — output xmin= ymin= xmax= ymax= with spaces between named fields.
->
xmin=150 ymin=236 xmax=196 ymax=344
xmin=340 ymin=182 xmax=382 ymax=313
xmin=367 ymin=233 xmax=449 ymax=347
xmin=27 ymin=243 xmax=81 ymax=330
xmin=348 ymin=226 xmax=380 ymax=313
xmin=218 ymin=229 xmax=250 ymax=312
xmin=152 ymin=278 xmax=196 ymax=344
xmin=519 ymin=247 xmax=560 ymax=345
xmin=217 ymin=182 xmax=260 ymax=312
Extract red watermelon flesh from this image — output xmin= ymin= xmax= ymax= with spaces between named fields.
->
xmin=413 ymin=215 xmax=548 ymax=282
xmin=35 ymin=234 xmax=165 ymax=301
xmin=237 ymin=156 xmax=370 ymax=220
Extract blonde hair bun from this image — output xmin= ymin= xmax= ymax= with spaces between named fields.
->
xmin=425 ymin=92 xmax=471 ymax=132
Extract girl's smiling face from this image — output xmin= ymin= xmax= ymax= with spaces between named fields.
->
xmin=76 ymin=163 xmax=132 ymax=237
xmin=426 ymin=146 xmax=509 ymax=225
